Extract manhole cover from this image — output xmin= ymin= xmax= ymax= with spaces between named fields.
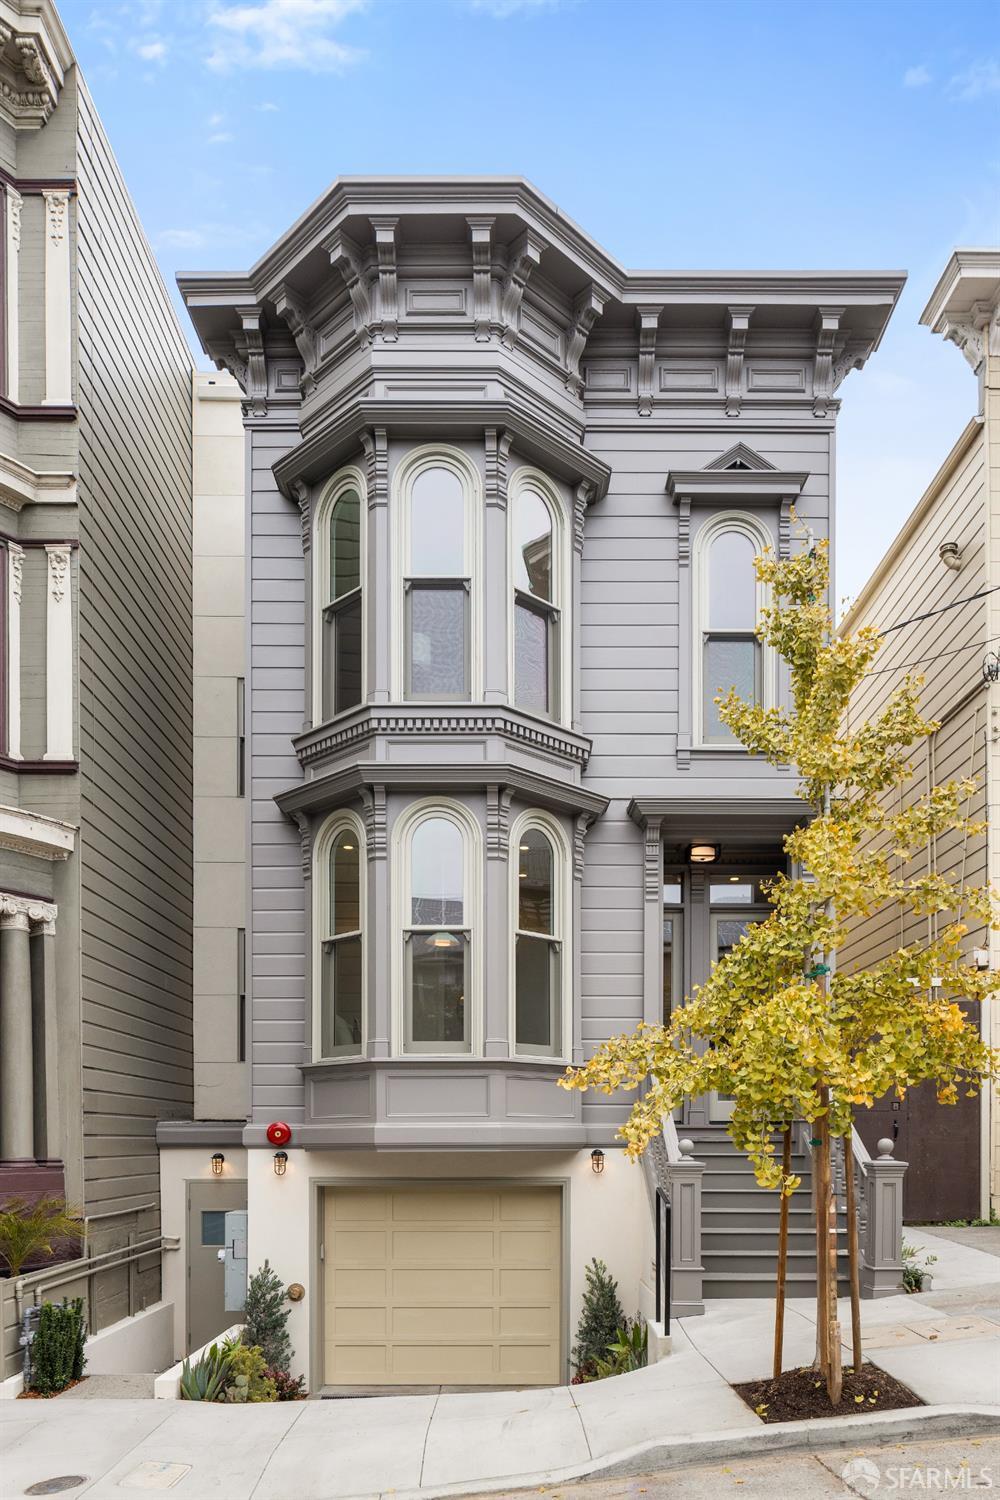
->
xmin=24 ymin=1481 xmax=89 ymax=1496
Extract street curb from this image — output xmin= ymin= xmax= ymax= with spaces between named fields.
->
xmin=394 ymin=1404 xmax=1000 ymax=1500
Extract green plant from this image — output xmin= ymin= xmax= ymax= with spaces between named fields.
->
xmin=592 ymin=1317 xmax=649 ymax=1379
xmin=29 ymin=1297 xmax=86 ymax=1394
xmin=178 ymin=1341 xmax=232 ymax=1401
xmin=242 ymin=1260 xmax=292 ymax=1373
xmin=572 ymin=1259 xmax=625 ymax=1378
xmin=267 ymin=1366 xmax=307 ymax=1400
xmin=0 ymin=1196 xmax=83 ymax=1278
xmin=901 ymin=1241 xmax=938 ymax=1293
xmin=221 ymin=1338 xmax=277 ymax=1402
xmin=935 ymin=1211 xmax=1000 ymax=1227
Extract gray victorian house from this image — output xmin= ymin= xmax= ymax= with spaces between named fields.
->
xmin=178 ymin=178 xmax=904 ymax=1390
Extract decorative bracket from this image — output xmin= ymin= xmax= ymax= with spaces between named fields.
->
xmin=359 ymin=786 xmax=387 ymax=862
xmin=812 ymin=305 xmax=845 ymax=417
xmin=360 ymin=427 xmax=388 ymax=509
xmin=290 ymin=478 xmax=310 ymax=555
xmin=486 ymin=785 xmax=515 ymax=859
xmin=325 ymin=230 xmax=375 ymax=348
xmin=636 ymin=306 xmax=661 ymax=417
xmin=940 ymin=303 xmax=995 ymax=376
xmin=233 ymin=305 xmax=268 ymax=418
xmin=370 ymin=217 xmax=399 ymax=341
xmin=573 ymin=480 xmax=595 ymax=556
xmin=500 ymin=229 xmax=547 ymax=350
xmin=484 ymin=428 xmax=513 ymax=511
xmin=289 ymin=811 xmax=312 ymax=881
xmin=565 ymin=285 xmax=605 ymax=397
xmin=573 ymin=812 xmax=596 ymax=883
xmin=643 ymin=816 xmax=663 ymax=901
xmin=725 ymin=306 xmax=754 ymax=417
xmin=273 ymin=283 xmax=320 ymax=395
xmin=467 ymin=217 xmax=496 ymax=342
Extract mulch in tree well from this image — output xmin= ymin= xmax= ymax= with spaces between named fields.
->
xmin=734 ymin=1362 xmax=924 ymax=1424
xmin=17 ymin=1378 xmax=86 ymax=1399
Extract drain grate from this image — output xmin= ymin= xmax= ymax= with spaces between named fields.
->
xmin=24 ymin=1481 xmax=89 ymax=1496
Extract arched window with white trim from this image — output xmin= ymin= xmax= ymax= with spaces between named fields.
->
xmin=397 ymin=450 xmax=480 ymax=701
xmin=695 ymin=513 xmax=771 ymax=746
xmin=314 ymin=812 xmax=365 ymax=1059
xmin=399 ymin=804 xmax=479 ymax=1054
xmin=510 ymin=477 xmax=563 ymax=719
xmin=511 ymin=813 xmax=568 ymax=1058
xmin=314 ymin=468 xmax=364 ymax=722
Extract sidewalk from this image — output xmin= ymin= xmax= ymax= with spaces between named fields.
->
xmin=1 ymin=1230 xmax=997 ymax=1500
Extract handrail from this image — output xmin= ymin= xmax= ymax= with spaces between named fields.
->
xmin=653 ymin=1186 xmax=672 ymax=1334
xmin=12 ymin=1235 xmax=168 ymax=1323
xmin=663 ymin=1113 xmax=683 ymax=1162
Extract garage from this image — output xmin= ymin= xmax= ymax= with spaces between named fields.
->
xmin=322 ymin=1183 xmax=562 ymax=1386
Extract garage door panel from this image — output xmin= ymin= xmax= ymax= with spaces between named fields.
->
xmin=324 ymin=1185 xmax=562 ymax=1387
xmin=392 ymin=1305 xmax=494 ymax=1339
xmin=393 ymin=1266 xmax=494 ymax=1301
xmin=329 ymin=1267 xmax=387 ymax=1300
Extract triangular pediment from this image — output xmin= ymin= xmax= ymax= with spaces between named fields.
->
xmin=703 ymin=443 xmax=777 ymax=473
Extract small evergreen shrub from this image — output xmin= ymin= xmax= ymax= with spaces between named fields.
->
xmin=572 ymin=1259 xmax=624 ymax=1379
xmin=29 ymin=1297 xmax=86 ymax=1394
xmin=242 ymin=1260 xmax=292 ymax=1373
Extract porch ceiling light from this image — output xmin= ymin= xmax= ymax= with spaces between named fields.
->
xmin=211 ymin=1152 xmax=225 ymax=1176
xmin=590 ymin=1148 xmax=605 ymax=1175
xmin=688 ymin=843 xmax=719 ymax=864
xmin=273 ymin=1150 xmax=288 ymax=1177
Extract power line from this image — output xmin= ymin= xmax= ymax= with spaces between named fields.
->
xmin=877 ymin=585 xmax=1000 ymax=637
xmin=863 ymin=632 xmax=1000 ymax=678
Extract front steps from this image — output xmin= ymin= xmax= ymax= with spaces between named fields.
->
xmin=691 ymin=1130 xmax=851 ymax=1299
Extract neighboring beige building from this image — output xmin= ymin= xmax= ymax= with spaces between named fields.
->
xmin=841 ymin=248 xmax=1000 ymax=1221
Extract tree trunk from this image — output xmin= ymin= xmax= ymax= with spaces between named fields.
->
xmin=813 ymin=1112 xmax=828 ymax=1373
xmin=843 ymin=1127 xmax=863 ymax=1373
xmin=772 ymin=1124 xmax=792 ymax=1379
xmin=817 ymin=1105 xmax=842 ymax=1403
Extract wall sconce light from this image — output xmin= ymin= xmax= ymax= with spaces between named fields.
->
xmin=273 ymin=1150 xmax=288 ymax=1177
xmin=687 ymin=843 xmax=719 ymax=864
xmin=211 ymin=1152 xmax=225 ymax=1176
xmin=983 ymin=652 xmax=1000 ymax=684
xmin=590 ymin=1148 xmax=605 ymax=1175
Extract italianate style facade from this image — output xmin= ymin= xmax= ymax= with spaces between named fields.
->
xmin=0 ymin=0 xmax=194 ymax=1377
xmin=181 ymin=178 xmax=903 ymax=1388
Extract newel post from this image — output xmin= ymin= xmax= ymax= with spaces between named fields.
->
xmin=665 ymin=1138 xmax=705 ymax=1317
xmin=860 ymin=1138 xmax=908 ymax=1299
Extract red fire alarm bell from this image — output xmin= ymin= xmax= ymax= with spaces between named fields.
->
xmin=266 ymin=1121 xmax=292 ymax=1147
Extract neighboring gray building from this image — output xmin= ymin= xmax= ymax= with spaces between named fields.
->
xmin=0 ymin=0 xmax=193 ymax=1370
xmin=180 ymin=178 xmax=903 ymax=1388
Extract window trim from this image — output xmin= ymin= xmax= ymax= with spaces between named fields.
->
xmin=312 ymin=808 xmax=367 ymax=1062
xmin=392 ymin=446 xmax=482 ymax=703
xmin=391 ymin=797 xmax=483 ymax=1057
xmin=508 ymin=808 xmax=571 ymax=1061
xmin=692 ymin=510 xmax=774 ymax=750
xmin=507 ymin=467 xmax=570 ymax=725
xmin=312 ymin=464 xmax=367 ymax=726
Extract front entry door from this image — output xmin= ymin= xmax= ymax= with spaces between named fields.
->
xmin=187 ymin=1179 xmax=247 ymax=1352
xmin=708 ymin=913 xmax=766 ymax=1122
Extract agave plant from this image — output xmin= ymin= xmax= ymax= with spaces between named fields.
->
xmin=179 ymin=1341 xmax=232 ymax=1401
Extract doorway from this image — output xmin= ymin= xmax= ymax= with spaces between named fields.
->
xmin=187 ymin=1178 xmax=247 ymax=1352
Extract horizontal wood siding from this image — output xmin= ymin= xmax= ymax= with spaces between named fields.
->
xmin=75 ymin=80 xmax=194 ymax=1232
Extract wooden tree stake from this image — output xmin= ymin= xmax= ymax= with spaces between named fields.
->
xmin=772 ymin=1124 xmax=792 ymax=1379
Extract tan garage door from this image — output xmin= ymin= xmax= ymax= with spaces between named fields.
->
xmin=323 ymin=1184 xmax=562 ymax=1386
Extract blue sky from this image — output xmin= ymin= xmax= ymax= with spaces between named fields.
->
xmin=57 ymin=0 xmax=1000 ymax=606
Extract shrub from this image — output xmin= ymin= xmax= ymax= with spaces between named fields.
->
xmin=901 ymin=1241 xmax=938 ymax=1293
xmin=221 ymin=1339 xmax=277 ymax=1402
xmin=572 ymin=1259 xmax=625 ymax=1378
xmin=267 ymin=1366 xmax=307 ymax=1401
xmin=242 ymin=1260 xmax=292 ymax=1373
xmin=179 ymin=1341 xmax=232 ymax=1401
xmin=592 ymin=1317 xmax=648 ymax=1379
xmin=29 ymin=1297 xmax=86 ymax=1394
xmin=0 ymin=1197 xmax=83 ymax=1278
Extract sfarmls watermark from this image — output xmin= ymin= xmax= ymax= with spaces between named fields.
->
xmin=841 ymin=1457 xmax=995 ymax=1492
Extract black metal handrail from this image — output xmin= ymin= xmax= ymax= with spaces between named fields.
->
xmin=654 ymin=1186 xmax=671 ymax=1334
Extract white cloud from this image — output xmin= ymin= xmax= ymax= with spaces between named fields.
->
xmin=949 ymin=59 xmax=1000 ymax=101
xmin=466 ymin=0 xmax=560 ymax=14
xmin=902 ymin=65 xmax=930 ymax=88
xmin=132 ymin=35 xmax=167 ymax=62
xmin=207 ymin=111 xmax=226 ymax=126
xmin=255 ymin=100 xmax=280 ymax=110
xmin=206 ymin=0 xmax=368 ymax=73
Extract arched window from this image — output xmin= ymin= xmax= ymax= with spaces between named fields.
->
xmin=511 ymin=481 xmax=562 ymax=718
xmin=511 ymin=815 xmax=568 ymax=1057
xmin=695 ymin=514 xmax=770 ymax=745
xmin=397 ymin=451 xmax=480 ymax=700
xmin=314 ymin=813 xmax=365 ymax=1058
xmin=315 ymin=469 xmax=364 ymax=721
xmin=402 ymin=808 xmax=477 ymax=1053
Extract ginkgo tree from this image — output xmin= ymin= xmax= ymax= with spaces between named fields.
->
xmin=559 ymin=534 xmax=999 ymax=1404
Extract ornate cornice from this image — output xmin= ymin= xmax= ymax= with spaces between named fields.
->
xmin=294 ymin=704 xmax=593 ymax=771
xmin=0 ymin=451 xmax=75 ymax=512
xmin=0 ymin=805 xmax=75 ymax=861
xmin=0 ymin=3 xmax=70 ymax=132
